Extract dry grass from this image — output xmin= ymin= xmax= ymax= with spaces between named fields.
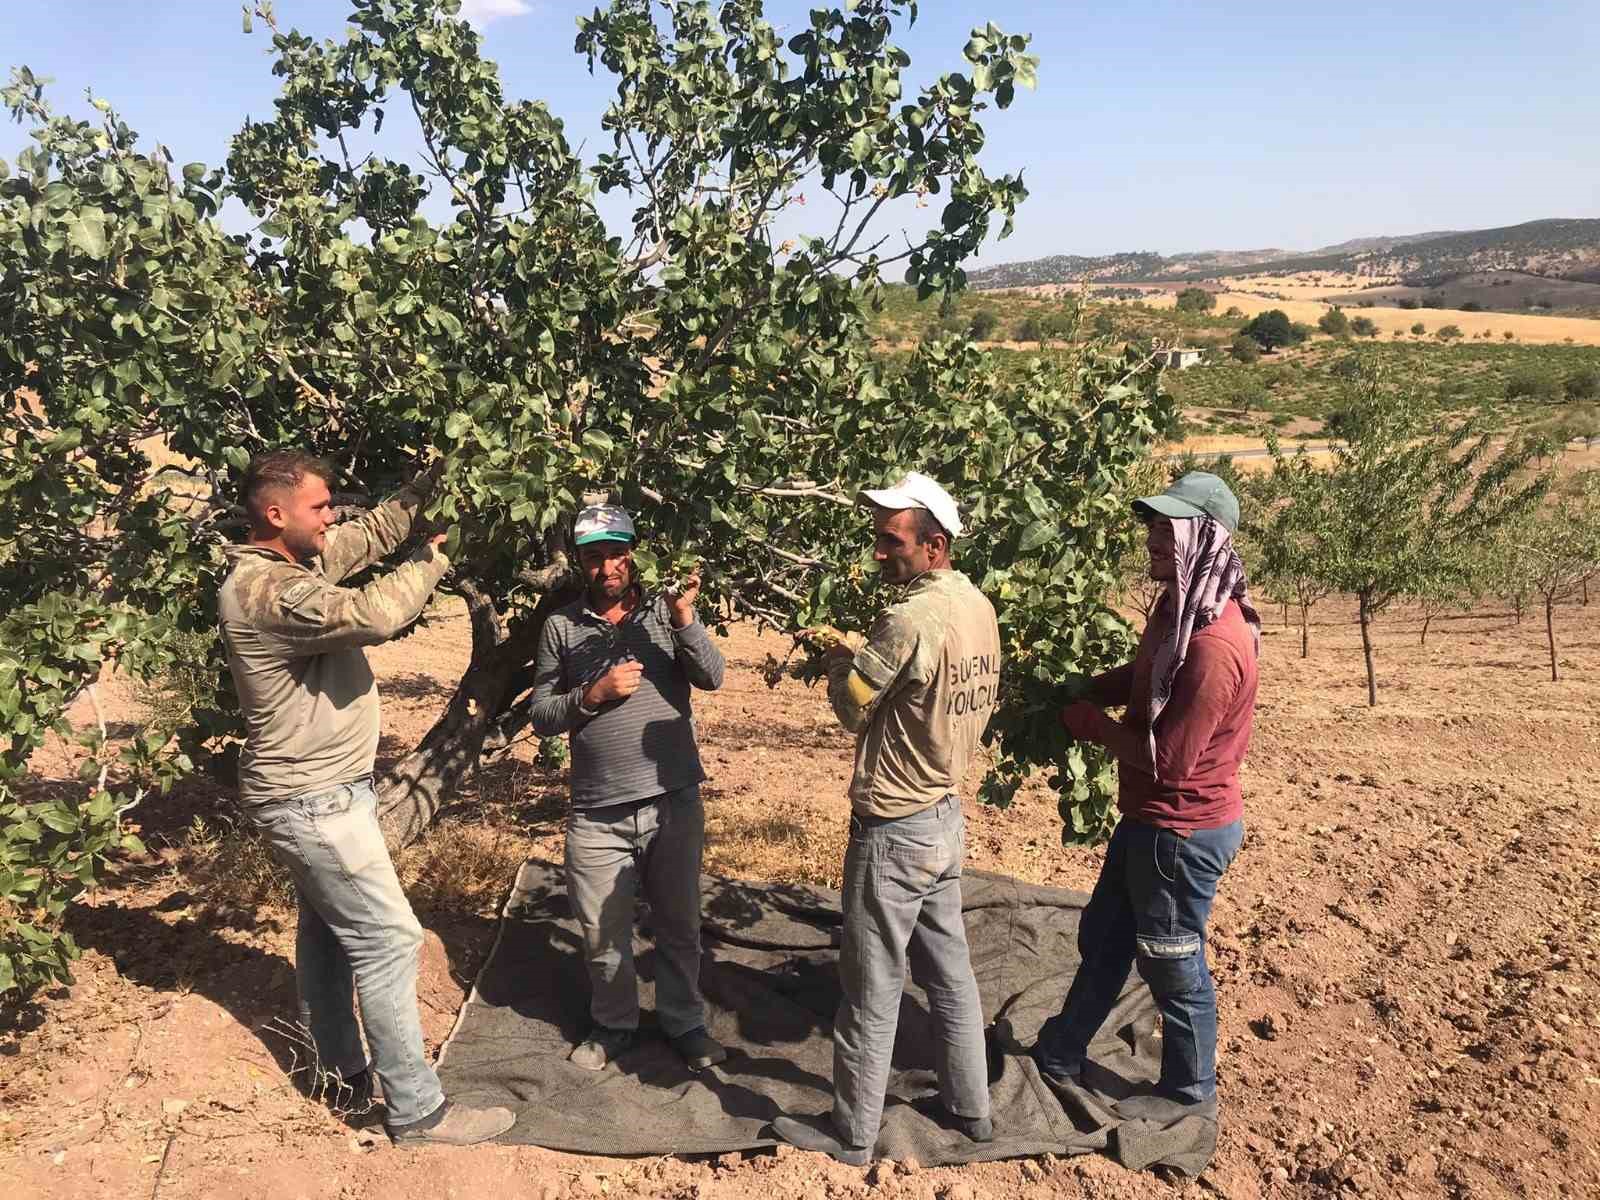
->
xmin=396 ymin=819 xmax=539 ymax=917
xmin=179 ymin=813 xmax=296 ymax=911
xmin=704 ymin=802 xmax=848 ymax=891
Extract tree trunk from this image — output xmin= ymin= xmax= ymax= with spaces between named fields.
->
xmin=1420 ymin=611 xmax=1431 ymax=646
xmin=1299 ymin=601 xmax=1310 ymax=658
xmin=1545 ymin=594 xmax=1559 ymax=683
xmin=1282 ymin=600 xmax=1290 ymax=628
xmin=1358 ymin=592 xmax=1377 ymax=706
xmin=375 ymin=579 xmax=575 ymax=853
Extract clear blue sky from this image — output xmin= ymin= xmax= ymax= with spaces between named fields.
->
xmin=2 ymin=1 xmax=1596 ymax=266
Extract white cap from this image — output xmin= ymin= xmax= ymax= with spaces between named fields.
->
xmin=858 ymin=470 xmax=964 ymax=539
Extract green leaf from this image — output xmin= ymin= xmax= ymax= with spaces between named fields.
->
xmin=66 ymin=209 xmax=108 ymax=259
xmin=581 ymin=428 xmax=615 ymax=455
xmin=38 ymin=807 xmax=79 ymax=835
xmin=1018 ymin=520 xmax=1058 ymax=554
xmin=443 ymin=412 xmax=470 ymax=439
xmin=42 ymin=427 xmax=83 ymax=455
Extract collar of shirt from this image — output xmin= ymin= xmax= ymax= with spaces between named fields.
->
xmin=577 ymin=585 xmax=658 ymax=627
xmin=899 ymin=567 xmax=954 ymax=596
xmin=224 ymin=543 xmax=315 ymax=571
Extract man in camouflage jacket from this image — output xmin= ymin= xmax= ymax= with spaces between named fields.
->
xmin=217 ymin=450 xmax=514 ymax=1147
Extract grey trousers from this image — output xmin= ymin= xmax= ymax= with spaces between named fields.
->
xmin=564 ymin=785 xmax=706 ymax=1039
xmin=832 ymin=795 xmax=990 ymax=1148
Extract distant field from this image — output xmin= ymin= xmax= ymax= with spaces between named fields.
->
xmin=1324 ymin=270 xmax=1600 ymax=315
xmin=1138 ymin=289 xmax=1600 ymax=345
xmin=866 ymin=285 xmax=1600 ymax=447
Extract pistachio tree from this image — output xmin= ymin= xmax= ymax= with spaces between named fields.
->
xmin=1259 ymin=438 xmax=1336 ymax=658
xmin=1513 ymin=472 xmax=1600 ymax=681
xmin=1309 ymin=367 xmax=1547 ymax=704
xmin=1 ymin=0 xmax=1170 ymax=996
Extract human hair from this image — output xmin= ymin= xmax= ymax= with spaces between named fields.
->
xmin=910 ymin=508 xmax=949 ymax=548
xmin=240 ymin=450 xmax=335 ymax=530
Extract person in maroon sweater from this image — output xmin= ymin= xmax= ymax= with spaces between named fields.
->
xmin=1033 ymin=471 xmax=1261 ymax=1125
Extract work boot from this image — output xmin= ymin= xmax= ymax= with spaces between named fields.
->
xmin=770 ymin=1113 xmax=872 ymax=1167
xmin=911 ymin=1097 xmax=993 ymax=1143
xmin=670 ymin=1026 xmax=728 ymax=1071
xmin=1029 ymin=1043 xmax=1083 ymax=1088
xmin=1116 ymin=1093 xmax=1218 ymax=1125
xmin=388 ymin=1101 xmax=517 ymax=1147
xmin=951 ymin=1113 xmax=993 ymax=1143
xmin=568 ymin=1026 xmax=637 ymax=1071
xmin=323 ymin=1067 xmax=378 ymax=1120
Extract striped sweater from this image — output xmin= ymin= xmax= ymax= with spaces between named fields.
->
xmin=527 ymin=591 xmax=724 ymax=807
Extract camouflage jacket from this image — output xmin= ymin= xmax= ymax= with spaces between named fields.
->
xmin=217 ymin=481 xmax=449 ymax=804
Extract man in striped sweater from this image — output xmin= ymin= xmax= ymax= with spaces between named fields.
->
xmin=528 ymin=504 xmax=728 ymax=1072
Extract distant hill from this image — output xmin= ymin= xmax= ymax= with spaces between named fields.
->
xmin=970 ymin=218 xmax=1600 ymax=290
xmin=1304 ymin=230 xmax=1461 ymax=256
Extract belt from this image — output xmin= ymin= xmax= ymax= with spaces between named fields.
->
xmin=849 ymin=794 xmax=958 ymax=835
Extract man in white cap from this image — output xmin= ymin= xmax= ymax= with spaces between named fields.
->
xmin=527 ymin=503 xmax=727 ymax=1073
xmin=772 ymin=472 xmax=1001 ymax=1164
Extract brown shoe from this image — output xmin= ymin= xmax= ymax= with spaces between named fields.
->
xmin=388 ymin=1101 xmax=517 ymax=1147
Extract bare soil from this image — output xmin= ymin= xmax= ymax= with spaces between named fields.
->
xmin=5 ymin=595 xmax=1599 ymax=1200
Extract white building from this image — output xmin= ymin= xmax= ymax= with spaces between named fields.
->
xmin=1155 ymin=347 xmax=1205 ymax=370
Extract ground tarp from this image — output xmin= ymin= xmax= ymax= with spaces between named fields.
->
xmin=436 ymin=861 xmax=1215 ymax=1175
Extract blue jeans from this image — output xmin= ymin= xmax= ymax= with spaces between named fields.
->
xmin=248 ymin=778 xmax=445 ymax=1128
xmin=1034 ymin=818 xmax=1243 ymax=1104
xmin=564 ymin=786 xmax=706 ymax=1038
xmin=833 ymin=796 xmax=989 ymax=1148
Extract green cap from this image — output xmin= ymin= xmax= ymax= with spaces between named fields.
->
xmin=573 ymin=504 xmax=637 ymax=546
xmin=1132 ymin=471 xmax=1240 ymax=534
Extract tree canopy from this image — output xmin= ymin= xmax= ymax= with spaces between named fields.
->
xmin=1241 ymin=309 xmax=1298 ymax=351
xmin=1 ymin=0 xmax=1174 ymax=996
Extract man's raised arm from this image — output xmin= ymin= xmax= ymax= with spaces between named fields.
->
xmin=320 ymin=466 xmax=439 ymax=583
xmin=249 ymin=540 xmax=450 ymax=656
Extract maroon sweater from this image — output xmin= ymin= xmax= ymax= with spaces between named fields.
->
xmin=1086 ymin=598 xmax=1258 ymax=831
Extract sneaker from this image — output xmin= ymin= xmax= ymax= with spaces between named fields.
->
xmin=568 ymin=1026 xmax=637 ymax=1071
xmin=388 ymin=1101 xmax=517 ymax=1147
xmin=670 ymin=1026 xmax=727 ymax=1071
xmin=1116 ymin=1093 xmax=1218 ymax=1125
xmin=770 ymin=1112 xmax=872 ymax=1167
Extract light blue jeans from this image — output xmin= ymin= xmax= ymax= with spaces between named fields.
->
xmin=564 ymin=785 xmax=707 ymax=1038
xmin=832 ymin=796 xmax=990 ymax=1148
xmin=248 ymin=778 xmax=445 ymax=1128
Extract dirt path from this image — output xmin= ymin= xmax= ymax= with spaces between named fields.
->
xmin=4 ymin=598 xmax=1598 ymax=1199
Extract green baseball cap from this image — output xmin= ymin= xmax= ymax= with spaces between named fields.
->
xmin=573 ymin=504 xmax=637 ymax=546
xmin=1132 ymin=471 xmax=1240 ymax=535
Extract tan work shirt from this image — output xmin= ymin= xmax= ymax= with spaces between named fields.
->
xmin=217 ymin=482 xmax=449 ymax=805
xmin=827 ymin=569 xmax=1002 ymax=819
